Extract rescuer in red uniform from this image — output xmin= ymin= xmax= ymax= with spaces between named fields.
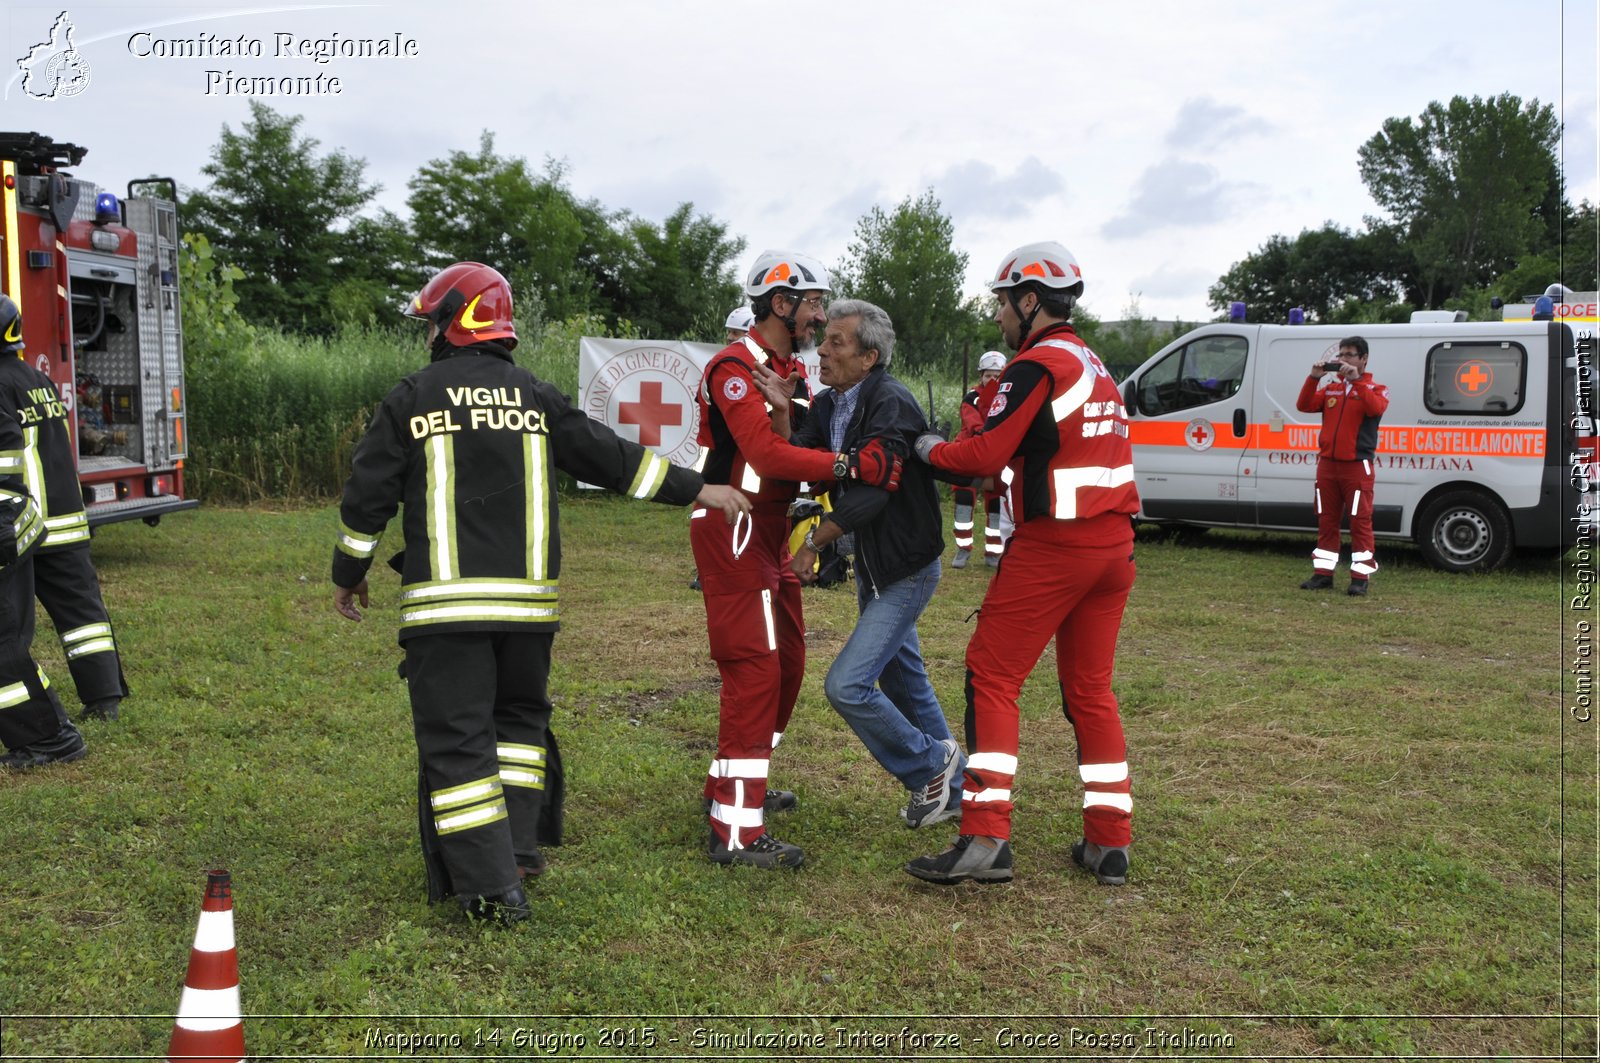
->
xmin=951 ymin=350 xmax=1008 ymax=568
xmin=692 ymin=250 xmax=848 ymax=869
xmin=1295 ymin=336 xmax=1389 ymax=596
xmin=907 ymin=241 xmax=1140 ymax=887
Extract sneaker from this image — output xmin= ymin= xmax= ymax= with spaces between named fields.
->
xmin=1347 ymin=579 xmax=1369 ymax=597
xmin=1299 ymin=574 xmax=1334 ymax=590
xmin=1071 ymin=838 xmax=1129 ymax=886
xmin=458 ymin=884 xmax=531 ymax=925
xmin=0 ymin=725 xmax=87 ymax=769
xmin=81 ymin=698 xmax=120 ymax=722
xmin=708 ymin=831 xmax=804 ymax=869
xmin=905 ymin=834 xmax=1013 ymax=885
xmin=951 ymin=549 xmax=970 ymax=569
xmin=901 ymin=739 xmax=961 ymax=829
xmin=703 ymin=789 xmax=797 ymax=815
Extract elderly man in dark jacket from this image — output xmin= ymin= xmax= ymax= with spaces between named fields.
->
xmin=754 ymin=299 xmax=964 ymax=833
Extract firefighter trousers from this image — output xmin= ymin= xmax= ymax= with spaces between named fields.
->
xmin=405 ymin=631 xmax=556 ymax=899
xmin=690 ymin=506 xmax=806 ymax=848
xmin=1313 ymin=458 xmax=1378 ymax=579
xmin=961 ymin=528 xmax=1135 ymax=846
xmin=34 ymin=544 xmax=128 ymax=706
xmin=0 ymin=556 xmax=73 ymax=751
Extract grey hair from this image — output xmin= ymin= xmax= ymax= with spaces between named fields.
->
xmin=827 ymin=298 xmax=896 ymax=369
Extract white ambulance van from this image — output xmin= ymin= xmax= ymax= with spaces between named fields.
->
xmin=1117 ymin=298 xmax=1595 ymax=571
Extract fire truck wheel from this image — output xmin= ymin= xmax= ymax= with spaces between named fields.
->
xmin=1416 ymin=490 xmax=1512 ymax=573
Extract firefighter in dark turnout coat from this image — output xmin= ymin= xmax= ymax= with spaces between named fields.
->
xmin=332 ymin=264 xmax=749 ymax=923
xmin=0 ymin=295 xmax=85 ymax=769
xmin=0 ymin=298 xmax=127 ymax=722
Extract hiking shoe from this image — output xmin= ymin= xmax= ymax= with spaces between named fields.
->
xmin=81 ymin=698 xmax=120 ymax=722
xmin=459 ymin=884 xmax=531 ymax=925
xmin=1071 ymin=838 xmax=1129 ymax=886
xmin=901 ymin=739 xmax=961 ymax=829
xmin=704 ymin=790 xmax=797 ymax=815
xmin=951 ymin=549 xmax=970 ymax=569
xmin=1299 ymin=574 xmax=1333 ymax=590
xmin=517 ymin=849 xmax=547 ymax=879
xmin=709 ymin=831 xmax=804 ymax=869
xmin=1347 ymin=579 xmax=1369 ymax=597
xmin=0 ymin=725 xmax=87 ymax=769
xmin=985 ymin=554 xmax=1000 ymax=568
xmin=905 ymin=834 xmax=1013 ymax=885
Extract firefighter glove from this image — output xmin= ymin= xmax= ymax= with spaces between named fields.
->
xmin=834 ymin=438 xmax=902 ymax=492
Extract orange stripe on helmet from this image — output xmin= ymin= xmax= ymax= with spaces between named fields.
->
xmin=1021 ymin=262 xmax=1046 ymax=279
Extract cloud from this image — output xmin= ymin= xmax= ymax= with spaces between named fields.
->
xmin=1101 ymin=159 xmax=1259 ymax=239
xmin=926 ymin=156 xmax=1066 ymax=220
xmin=1165 ymin=97 xmax=1275 ymax=150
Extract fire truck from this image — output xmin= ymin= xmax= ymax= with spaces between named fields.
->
xmin=1 ymin=131 xmax=196 ymax=526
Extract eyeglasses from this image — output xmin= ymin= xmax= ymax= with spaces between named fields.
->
xmin=793 ymin=294 xmax=826 ymax=310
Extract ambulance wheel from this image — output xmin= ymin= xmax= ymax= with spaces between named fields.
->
xmin=1416 ymin=491 xmax=1511 ymax=572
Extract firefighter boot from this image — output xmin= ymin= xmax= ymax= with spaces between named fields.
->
xmin=459 ymin=885 xmax=531 ymax=925
xmin=0 ymin=723 xmax=87 ymax=769
xmin=905 ymin=834 xmax=1013 ymax=885
xmin=81 ymin=698 xmax=120 ymax=722
xmin=1072 ymin=838 xmax=1129 ymax=886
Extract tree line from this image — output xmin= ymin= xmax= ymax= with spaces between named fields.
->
xmin=184 ymin=95 xmax=1596 ymax=381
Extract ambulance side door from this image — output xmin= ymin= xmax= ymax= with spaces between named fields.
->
xmin=1123 ymin=329 xmax=1254 ymax=525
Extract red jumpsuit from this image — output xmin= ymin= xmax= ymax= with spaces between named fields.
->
xmin=926 ymin=323 xmax=1140 ymax=846
xmin=692 ymin=334 xmax=835 ymax=849
xmin=1295 ymin=372 xmax=1389 ymax=580
xmin=951 ymin=380 xmax=1007 ymax=560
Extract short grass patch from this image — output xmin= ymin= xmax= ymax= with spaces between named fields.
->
xmin=0 ymin=499 xmax=1592 ymax=1057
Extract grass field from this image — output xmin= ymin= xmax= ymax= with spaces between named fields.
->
xmin=0 ymin=497 xmax=1593 ymax=1059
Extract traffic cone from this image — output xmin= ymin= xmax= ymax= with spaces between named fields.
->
xmin=166 ymin=870 xmax=244 ymax=1063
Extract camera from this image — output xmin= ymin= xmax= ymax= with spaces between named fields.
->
xmin=1319 ymin=360 xmax=1344 ymax=373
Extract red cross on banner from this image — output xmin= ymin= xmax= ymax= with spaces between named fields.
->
xmin=618 ymin=380 xmax=684 ymax=447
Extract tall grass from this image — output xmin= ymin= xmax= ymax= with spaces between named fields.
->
xmin=185 ymin=315 xmax=607 ymax=502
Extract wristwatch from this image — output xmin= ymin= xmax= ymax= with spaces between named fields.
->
xmin=803 ymin=527 xmax=819 ymax=553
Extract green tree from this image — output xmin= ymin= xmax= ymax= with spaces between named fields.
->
xmin=406 ymin=134 xmax=594 ymax=321
xmin=613 ymin=203 xmax=745 ymax=339
xmin=1357 ymin=94 xmax=1562 ymax=307
xmin=835 ymin=190 xmax=973 ymax=373
xmin=185 ymin=102 xmax=382 ymax=333
xmin=1207 ymin=223 xmax=1402 ymax=323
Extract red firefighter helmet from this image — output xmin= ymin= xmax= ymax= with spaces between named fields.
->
xmin=0 ymin=294 xmax=23 ymax=355
xmin=405 ymin=262 xmax=518 ymax=349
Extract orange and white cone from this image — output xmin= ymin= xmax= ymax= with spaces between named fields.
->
xmin=166 ymin=870 xmax=244 ymax=1063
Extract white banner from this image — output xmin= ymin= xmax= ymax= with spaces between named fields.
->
xmin=576 ymin=336 xmax=823 ymax=487
xmin=578 ymin=338 xmax=722 ymax=474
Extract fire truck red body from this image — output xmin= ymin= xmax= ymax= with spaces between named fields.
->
xmin=1 ymin=131 xmax=196 ymax=526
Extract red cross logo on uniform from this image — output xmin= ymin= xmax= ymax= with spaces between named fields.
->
xmin=618 ymin=380 xmax=683 ymax=447
xmin=1455 ymin=362 xmax=1493 ymax=396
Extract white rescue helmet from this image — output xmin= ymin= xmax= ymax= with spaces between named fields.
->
xmin=744 ymin=250 xmax=832 ymax=299
xmin=977 ymin=350 xmax=1006 ymax=372
xmin=988 ymin=240 xmax=1084 ymax=293
xmin=725 ymin=306 xmax=755 ymax=331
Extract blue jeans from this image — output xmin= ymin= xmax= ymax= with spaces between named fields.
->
xmin=824 ymin=559 xmax=955 ymax=790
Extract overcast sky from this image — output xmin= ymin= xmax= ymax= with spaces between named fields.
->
xmin=5 ymin=0 xmax=1596 ymax=324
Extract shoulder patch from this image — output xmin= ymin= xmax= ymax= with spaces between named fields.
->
xmin=998 ymin=381 xmax=1013 ymax=393
xmin=723 ymin=375 xmax=749 ymax=402
xmin=986 ymin=394 xmax=1008 ymax=418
